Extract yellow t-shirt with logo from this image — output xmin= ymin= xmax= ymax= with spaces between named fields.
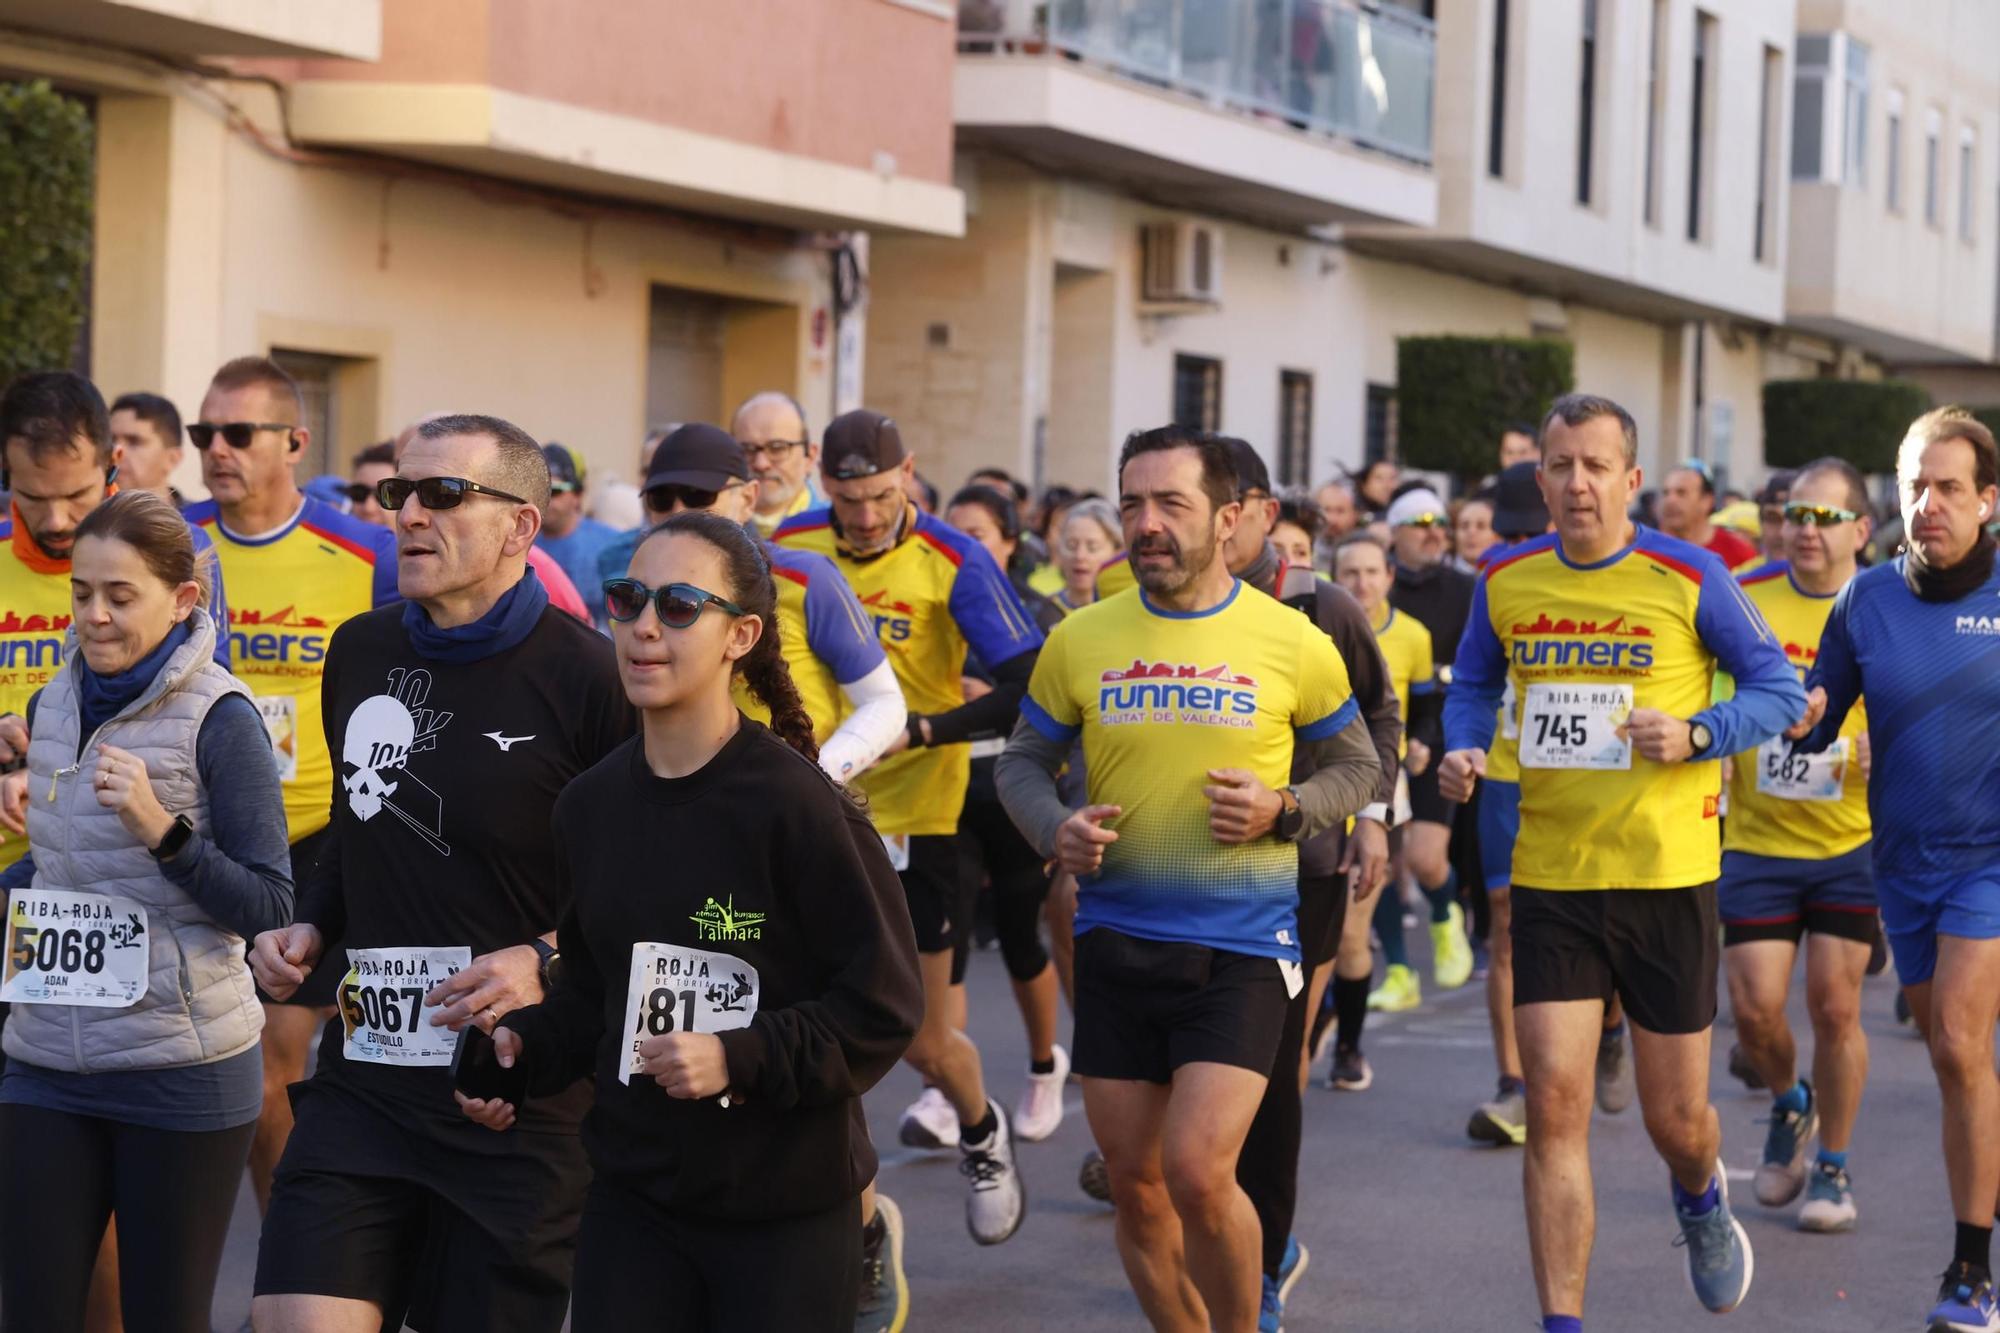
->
xmin=1369 ymin=603 xmax=1433 ymax=758
xmin=733 ymin=544 xmax=884 ymax=748
xmin=1722 ymin=563 xmax=1869 ymax=859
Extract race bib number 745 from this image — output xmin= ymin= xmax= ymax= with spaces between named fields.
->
xmin=620 ymin=943 xmax=760 ymax=1085
xmin=1519 ymin=683 xmax=1634 ymax=771
xmin=339 ymin=946 xmax=471 ymax=1066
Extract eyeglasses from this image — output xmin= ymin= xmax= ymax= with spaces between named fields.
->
xmin=188 ymin=422 xmax=293 ymax=451
xmin=376 ymin=475 xmax=529 ymax=511
xmin=645 ymin=482 xmax=738 ymax=513
xmin=1783 ymin=502 xmax=1861 ymax=527
xmin=740 ymin=439 xmax=806 ymax=462
xmin=602 ymin=578 xmax=744 ymax=628
xmin=549 ymin=481 xmax=578 ymax=496
xmin=1395 ymin=513 xmax=1447 ymax=529
xmin=341 ymin=482 xmax=374 ymax=504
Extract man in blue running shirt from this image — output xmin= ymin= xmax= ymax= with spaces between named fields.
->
xmin=1794 ymin=408 xmax=2000 ymax=1333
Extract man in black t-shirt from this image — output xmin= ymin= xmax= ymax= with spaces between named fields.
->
xmin=248 ymin=414 xmax=633 ymax=1333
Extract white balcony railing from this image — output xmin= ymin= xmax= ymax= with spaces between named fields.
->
xmin=958 ymin=0 xmax=1436 ymax=165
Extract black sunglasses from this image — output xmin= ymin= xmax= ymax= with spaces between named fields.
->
xmin=376 ymin=475 xmax=529 ymax=511
xmin=602 ymin=578 xmax=744 ymax=628
xmin=188 ymin=421 xmax=292 ymax=451
xmin=341 ymin=482 xmax=374 ymax=504
xmin=645 ymin=483 xmax=733 ymax=513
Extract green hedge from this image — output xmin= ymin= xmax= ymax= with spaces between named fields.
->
xmin=0 ymin=81 xmax=94 ymax=386
xmin=1972 ymin=406 xmax=2000 ymax=441
xmin=1395 ymin=336 xmax=1574 ymax=478
xmin=1761 ymin=379 xmax=1930 ymax=473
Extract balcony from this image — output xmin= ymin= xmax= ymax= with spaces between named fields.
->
xmin=0 ymin=0 xmax=380 ymax=60
xmin=955 ymin=0 xmax=1436 ymax=231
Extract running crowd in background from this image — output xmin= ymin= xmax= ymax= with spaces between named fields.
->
xmin=0 ymin=358 xmax=1995 ymax=1333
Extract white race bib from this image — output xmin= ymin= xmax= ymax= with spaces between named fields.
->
xmin=0 ymin=889 xmax=148 ymax=1007
xmin=1499 ymin=680 xmax=1520 ymax=741
xmin=1519 ymin=683 xmax=1634 ymax=770
xmin=620 ymin=942 xmax=760 ymax=1085
xmin=254 ymin=695 xmax=300 ymax=783
xmin=1755 ymin=737 xmax=1849 ymax=803
xmin=338 ymin=946 xmax=471 ymax=1066
xmin=880 ymin=833 xmax=911 ymax=872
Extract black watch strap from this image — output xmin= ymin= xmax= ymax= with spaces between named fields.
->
xmin=150 ymin=814 xmax=195 ymax=862
xmin=531 ymin=937 xmax=561 ymax=990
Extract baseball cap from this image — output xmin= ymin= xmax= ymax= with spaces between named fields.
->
xmin=1220 ymin=438 xmax=1271 ymax=497
xmin=542 ymin=443 xmax=586 ymax=492
xmin=1754 ymin=469 xmax=1796 ymax=507
xmin=1491 ymin=461 xmax=1550 ymax=538
xmin=644 ymin=423 xmax=750 ymax=492
xmin=1387 ymin=487 xmax=1449 ymax=528
xmin=822 ymin=410 xmax=907 ymax=481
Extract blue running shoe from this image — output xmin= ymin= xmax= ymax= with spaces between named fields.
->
xmin=1673 ymin=1161 xmax=1754 ymax=1314
xmin=1928 ymin=1263 xmax=2000 ymax=1332
xmin=1755 ymin=1083 xmax=1818 ymax=1207
xmin=1258 ymin=1274 xmax=1283 ymax=1333
xmin=1278 ymin=1235 xmax=1309 ymax=1306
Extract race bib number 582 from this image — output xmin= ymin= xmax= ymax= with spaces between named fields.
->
xmin=0 ymin=888 xmax=148 ymax=1007
xmin=1519 ymin=683 xmax=1634 ymax=771
xmin=620 ymin=943 xmax=760 ymax=1085
xmin=339 ymin=946 xmax=471 ymax=1066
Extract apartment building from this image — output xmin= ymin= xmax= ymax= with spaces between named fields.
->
xmin=2 ymin=0 xmax=964 ymax=488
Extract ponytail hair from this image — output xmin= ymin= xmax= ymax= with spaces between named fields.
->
xmin=639 ymin=511 xmax=819 ymax=764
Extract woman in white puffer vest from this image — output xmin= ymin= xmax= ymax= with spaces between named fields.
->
xmin=0 ymin=489 xmax=291 ymax=1333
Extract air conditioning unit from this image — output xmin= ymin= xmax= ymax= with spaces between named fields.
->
xmin=1141 ymin=221 xmax=1223 ymax=305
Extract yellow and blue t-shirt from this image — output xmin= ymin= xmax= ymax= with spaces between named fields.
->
xmin=1369 ymin=603 xmax=1434 ymax=758
xmin=1094 ymin=551 xmax=1137 ymax=602
xmin=1723 ymin=562 xmax=1869 ymax=860
xmin=734 ymin=543 xmax=885 ymax=748
xmin=1444 ymin=527 xmax=1802 ymax=891
xmin=775 ymin=506 xmax=1042 ymax=835
xmin=184 ymin=495 xmax=397 ymax=844
xmin=1022 ymin=581 xmax=1358 ymax=961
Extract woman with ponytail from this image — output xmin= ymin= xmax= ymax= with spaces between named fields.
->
xmin=459 ymin=510 xmax=922 ymax=1331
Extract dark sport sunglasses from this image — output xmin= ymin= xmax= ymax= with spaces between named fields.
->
xmin=645 ymin=482 xmax=742 ymax=513
xmin=1782 ymin=502 xmax=1861 ymax=527
xmin=188 ymin=421 xmax=293 ymax=450
xmin=376 ymin=475 xmax=528 ymax=511
xmin=602 ymin=578 xmax=744 ymax=628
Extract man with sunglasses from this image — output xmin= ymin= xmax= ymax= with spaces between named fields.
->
xmin=182 ymin=356 xmax=401 ymax=1223
xmin=249 ymin=413 xmax=632 ymax=1333
xmin=348 ymin=441 xmax=397 ymax=527
xmin=777 ymin=409 xmax=1042 ymax=1262
xmin=733 ymin=390 xmax=822 ymax=539
xmin=1716 ymin=458 xmax=1876 ymax=1237
xmin=535 ymin=443 xmax=620 ymax=624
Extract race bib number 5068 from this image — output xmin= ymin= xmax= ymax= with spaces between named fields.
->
xmin=339 ymin=946 xmax=471 ymax=1066
xmin=0 ymin=889 xmax=148 ymax=1008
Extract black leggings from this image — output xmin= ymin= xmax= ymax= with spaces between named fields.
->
xmin=0 ymin=1103 xmax=256 ymax=1333
xmin=569 ymin=1181 xmax=861 ymax=1332
xmin=958 ymin=795 xmax=1053 ymax=983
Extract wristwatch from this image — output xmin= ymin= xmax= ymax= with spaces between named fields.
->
xmin=530 ymin=937 xmax=563 ymax=992
xmin=149 ymin=814 xmax=195 ymax=862
xmin=1687 ymin=720 xmax=1715 ymax=759
xmin=1273 ymin=786 xmax=1305 ymax=842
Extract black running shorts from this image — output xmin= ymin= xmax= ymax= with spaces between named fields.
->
xmin=898 ymin=833 xmax=966 ymax=960
xmin=1073 ymin=928 xmax=1291 ymax=1084
xmin=1510 ymin=883 xmax=1719 ymax=1036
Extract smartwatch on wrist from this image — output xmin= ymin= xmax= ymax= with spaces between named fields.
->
xmin=149 ymin=814 xmax=195 ymax=862
xmin=530 ymin=937 xmax=563 ymax=992
xmin=1273 ymin=786 xmax=1305 ymax=842
xmin=1687 ymin=720 xmax=1714 ymax=759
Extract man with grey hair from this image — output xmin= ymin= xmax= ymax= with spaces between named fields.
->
xmin=732 ymin=390 xmax=820 ymax=537
xmin=248 ymin=414 xmax=633 ymax=1333
xmin=1439 ymin=393 xmax=1804 ymax=1329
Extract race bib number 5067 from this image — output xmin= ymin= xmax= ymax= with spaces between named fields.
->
xmin=0 ymin=889 xmax=148 ymax=1007
xmin=339 ymin=946 xmax=471 ymax=1066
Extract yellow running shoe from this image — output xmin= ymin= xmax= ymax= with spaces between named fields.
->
xmin=1367 ymin=963 xmax=1421 ymax=1012
xmin=1430 ymin=902 xmax=1474 ymax=990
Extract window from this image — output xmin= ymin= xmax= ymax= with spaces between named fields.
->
xmin=1488 ymin=0 xmax=1510 ymax=179
xmin=1688 ymin=11 xmax=1717 ymax=242
xmin=1886 ymin=88 xmax=1905 ymax=213
xmin=1755 ymin=44 xmax=1782 ymax=262
xmin=1960 ymin=126 xmax=1978 ymax=242
xmin=1925 ymin=107 xmax=1943 ymax=228
xmin=1791 ymin=34 xmax=1830 ymax=180
xmin=1576 ymin=0 xmax=1599 ymax=206
xmin=1173 ymin=354 xmax=1222 ymax=432
xmin=1842 ymin=38 xmax=1869 ymax=187
xmin=1793 ymin=32 xmax=1870 ymax=186
xmin=1364 ymin=383 xmax=1398 ymax=464
xmin=1278 ymin=371 xmax=1313 ymax=487
xmin=1643 ymin=0 xmax=1666 ymax=226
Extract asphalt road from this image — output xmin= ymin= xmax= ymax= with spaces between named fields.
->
xmin=208 ymin=916 xmax=1957 ymax=1332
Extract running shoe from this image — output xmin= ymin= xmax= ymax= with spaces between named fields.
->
xmin=1728 ymin=1041 xmax=1768 ymax=1091
xmin=1468 ymin=1080 xmax=1528 ymax=1146
xmin=960 ymin=1100 xmax=1025 ymax=1245
xmin=1430 ymin=902 xmax=1474 ymax=990
xmin=1259 ymin=1275 xmax=1284 ymax=1333
xmin=1077 ymin=1148 xmax=1112 ymax=1204
xmin=1013 ymin=1044 xmax=1070 ymax=1142
xmin=1595 ymin=1024 xmax=1633 ymax=1114
xmin=1796 ymin=1161 xmax=1857 ymax=1233
xmin=855 ymin=1194 xmax=910 ymax=1333
xmin=1867 ymin=920 xmax=1889 ymax=976
xmin=1366 ymin=964 xmax=1420 ymax=1013
xmin=898 ymin=1085 xmax=959 ymax=1149
xmin=1672 ymin=1162 xmax=1754 ymax=1314
xmin=1328 ymin=1044 xmax=1372 ymax=1092
xmin=1277 ymin=1235 xmax=1309 ymax=1305
xmin=1896 ymin=989 xmax=1914 ymax=1027
xmin=1755 ymin=1082 xmax=1818 ymax=1207
xmin=1929 ymin=1263 xmax=2000 ymax=1332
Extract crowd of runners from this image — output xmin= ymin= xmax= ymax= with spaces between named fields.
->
xmin=0 ymin=356 xmax=1993 ymax=1333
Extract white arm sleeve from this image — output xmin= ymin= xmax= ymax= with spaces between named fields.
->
xmin=818 ymin=660 xmax=907 ymax=784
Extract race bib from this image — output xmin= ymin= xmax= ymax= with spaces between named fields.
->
xmin=0 ymin=889 xmax=148 ymax=1007
xmin=339 ymin=946 xmax=471 ymax=1066
xmin=1756 ymin=737 xmax=1849 ymax=803
xmin=881 ymin=833 xmax=911 ymax=872
xmin=1519 ymin=683 xmax=1633 ymax=771
xmin=1499 ymin=681 xmax=1520 ymax=741
xmin=620 ymin=942 xmax=760 ymax=1086
xmin=254 ymin=695 xmax=300 ymax=783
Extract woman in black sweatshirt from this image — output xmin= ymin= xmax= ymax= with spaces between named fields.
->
xmin=462 ymin=511 xmax=923 ymax=1331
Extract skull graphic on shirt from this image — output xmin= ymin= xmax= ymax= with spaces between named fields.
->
xmin=342 ymin=694 xmax=413 ymax=821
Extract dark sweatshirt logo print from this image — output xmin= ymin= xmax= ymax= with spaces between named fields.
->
xmin=690 ymin=894 xmax=765 ymax=942
xmin=341 ymin=667 xmax=453 ymax=856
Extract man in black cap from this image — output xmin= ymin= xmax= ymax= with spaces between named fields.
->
xmin=534 ymin=442 xmax=620 ymax=624
xmin=776 ymin=411 xmax=1043 ymax=1308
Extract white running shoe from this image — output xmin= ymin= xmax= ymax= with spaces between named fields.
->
xmin=960 ymin=1099 xmax=1026 ymax=1245
xmin=898 ymin=1085 xmax=960 ymax=1150
xmin=1012 ymin=1045 xmax=1070 ymax=1142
